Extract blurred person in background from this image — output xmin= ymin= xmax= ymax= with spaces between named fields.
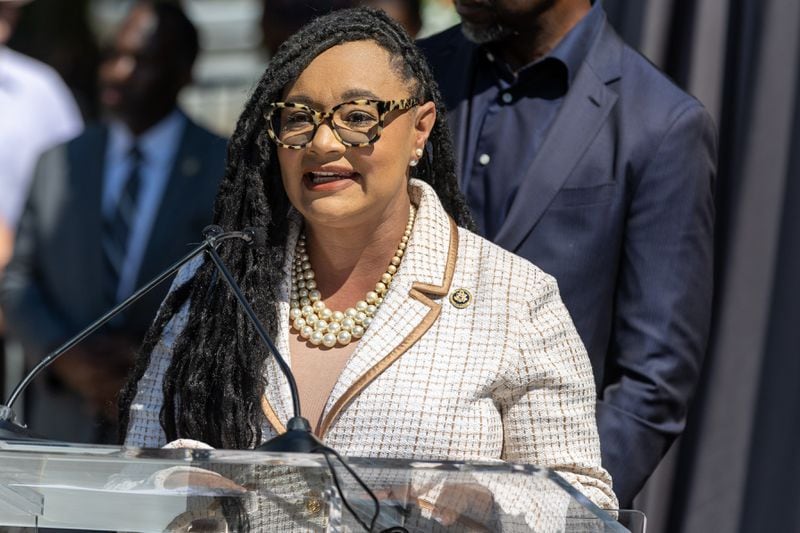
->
xmin=260 ymin=0 xmax=354 ymax=56
xmin=7 ymin=0 xmax=101 ymax=120
xmin=360 ymin=0 xmax=422 ymax=37
xmin=0 ymin=0 xmax=226 ymax=443
xmin=419 ymin=0 xmax=716 ymax=507
xmin=0 ymin=0 xmax=83 ymax=397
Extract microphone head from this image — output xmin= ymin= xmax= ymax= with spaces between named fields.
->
xmin=243 ymin=227 xmax=268 ymax=248
xmin=203 ymin=225 xmax=224 ymax=240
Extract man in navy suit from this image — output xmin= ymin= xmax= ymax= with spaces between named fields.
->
xmin=419 ymin=0 xmax=716 ymax=506
xmin=0 ymin=1 xmax=226 ymax=443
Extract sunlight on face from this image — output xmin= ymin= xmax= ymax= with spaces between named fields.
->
xmin=277 ymin=40 xmax=434 ymax=233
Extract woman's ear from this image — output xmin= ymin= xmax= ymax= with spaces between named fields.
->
xmin=413 ymin=101 xmax=436 ymax=148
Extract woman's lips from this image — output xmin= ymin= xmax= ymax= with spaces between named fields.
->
xmin=303 ymin=171 xmax=360 ymax=191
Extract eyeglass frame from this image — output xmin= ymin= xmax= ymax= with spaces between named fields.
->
xmin=264 ymin=98 xmax=420 ymax=149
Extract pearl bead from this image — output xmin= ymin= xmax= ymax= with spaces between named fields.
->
xmin=322 ymin=333 xmax=337 ymax=348
xmin=337 ymin=331 xmax=352 ymax=345
xmin=289 ymin=204 xmax=417 ymax=348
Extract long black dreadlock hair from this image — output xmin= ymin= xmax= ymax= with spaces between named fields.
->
xmin=118 ymin=7 xmax=475 ymax=449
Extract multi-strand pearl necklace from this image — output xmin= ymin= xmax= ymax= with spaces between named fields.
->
xmin=289 ymin=205 xmax=417 ymax=348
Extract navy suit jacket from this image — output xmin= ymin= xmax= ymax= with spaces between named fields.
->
xmin=420 ymin=17 xmax=716 ymax=505
xmin=1 ymin=114 xmax=227 ymax=356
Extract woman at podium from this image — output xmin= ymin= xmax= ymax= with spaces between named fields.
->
xmin=119 ymin=6 xmax=617 ymax=516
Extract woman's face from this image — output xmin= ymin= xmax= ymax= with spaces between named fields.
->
xmin=276 ymin=40 xmax=435 ymax=232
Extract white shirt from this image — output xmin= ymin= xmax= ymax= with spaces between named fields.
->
xmin=103 ymin=109 xmax=186 ymax=302
xmin=0 ymin=47 xmax=83 ymax=228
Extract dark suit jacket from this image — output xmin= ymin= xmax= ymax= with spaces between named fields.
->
xmin=0 ymin=113 xmax=226 ymax=441
xmin=419 ymin=18 xmax=716 ymax=505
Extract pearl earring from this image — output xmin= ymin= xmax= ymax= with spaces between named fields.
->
xmin=409 ymin=147 xmax=424 ymax=167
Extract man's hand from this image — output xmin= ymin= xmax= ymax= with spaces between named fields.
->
xmin=50 ymin=335 xmax=138 ymax=419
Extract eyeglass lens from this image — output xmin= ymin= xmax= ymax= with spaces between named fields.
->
xmin=269 ymin=102 xmax=382 ymax=146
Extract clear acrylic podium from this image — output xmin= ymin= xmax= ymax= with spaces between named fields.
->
xmin=0 ymin=441 xmax=641 ymax=532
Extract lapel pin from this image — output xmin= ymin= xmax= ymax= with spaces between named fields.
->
xmin=449 ymin=288 xmax=472 ymax=309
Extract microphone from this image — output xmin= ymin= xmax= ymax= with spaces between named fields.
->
xmin=199 ymin=229 xmax=322 ymax=453
xmin=0 ymin=225 xmax=384 ymax=528
xmin=0 ymin=225 xmax=257 ymax=441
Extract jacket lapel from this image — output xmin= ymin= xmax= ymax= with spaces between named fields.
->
xmin=136 ymin=117 xmax=201 ymax=285
xmin=493 ymin=20 xmax=622 ymax=252
xmin=316 ymin=180 xmax=458 ymax=439
xmin=69 ymin=126 xmax=107 ymax=315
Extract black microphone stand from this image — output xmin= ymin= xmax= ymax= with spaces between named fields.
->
xmin=0 ymin=226 xmax=384 ymax=530
xmin=0 ymin=227 xmax=261 ymax=441
xmin=202 ymin=241 xmax=323 ymax=453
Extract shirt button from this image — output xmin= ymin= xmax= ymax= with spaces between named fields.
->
xmin=478 ymin=153 xmax=491 ymax=166
xmin=501 ymin=92 xmax=513 ymax=103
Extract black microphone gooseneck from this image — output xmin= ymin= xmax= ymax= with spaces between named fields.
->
xmin=201 ymin=230 xmax=323 ymax=453
xmin=0 ymin=226 xmax=255 ymax=441
xmin=0 ymin=225 xmax=386 ymax=530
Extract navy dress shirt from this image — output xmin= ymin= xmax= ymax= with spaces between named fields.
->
xmin=462 ymin=1 xmax=605 ymax=239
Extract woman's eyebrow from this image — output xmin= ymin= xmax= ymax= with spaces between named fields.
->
xmin=340 ymin=88 xmax=381 ymax=100
xmin=283 ymin=94 xmax=318 ymax=106
xmin=283 ymin=88 xmax=382 ymax=107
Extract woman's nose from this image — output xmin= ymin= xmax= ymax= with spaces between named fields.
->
xmin=307 ymin=122 xmax=347 ymax=156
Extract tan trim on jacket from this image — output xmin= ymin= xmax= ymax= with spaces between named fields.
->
xmin=261 ymin=217 xmax=459 ymax=439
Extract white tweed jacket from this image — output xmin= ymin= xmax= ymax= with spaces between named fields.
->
xmin=125 ymin=179 xmax=617 ymax=510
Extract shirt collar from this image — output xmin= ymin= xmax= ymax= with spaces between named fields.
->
xmin=482 ymin=0 xmax=604 ymax=89
xmin=107 ymin=108 xmax=186 ymax=167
